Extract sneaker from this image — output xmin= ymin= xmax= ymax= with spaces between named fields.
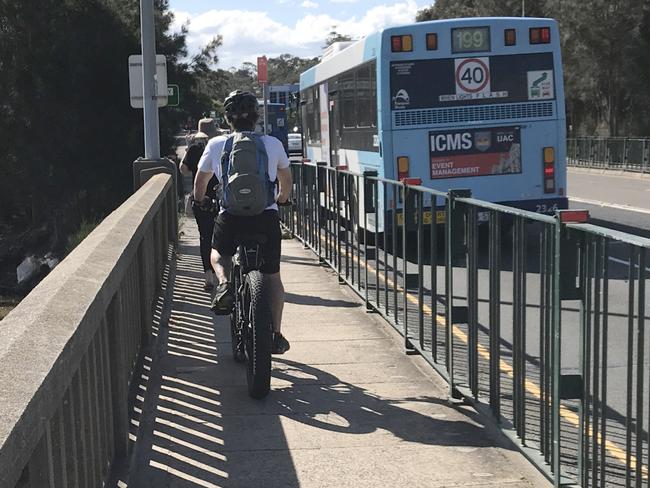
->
xmin=272 ymin=332 xmax=290 ymax=355
xmin=203 ymin=270 xmax=216 ymax=292
xmin=210 ymin=282 xmax=234 ymax=315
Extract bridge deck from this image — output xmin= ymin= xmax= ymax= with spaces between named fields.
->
xmin=119 ymin=216 xmax=548 ymax=488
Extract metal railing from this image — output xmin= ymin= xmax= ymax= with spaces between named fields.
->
xmin=0 ymin=174 xmax=176 ymax=487
xmin=567 ymin=137 xmax=650 ymax=172
xmin=279 ymin=161 xmax=650 ymax=487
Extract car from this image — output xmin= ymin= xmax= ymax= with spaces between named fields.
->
xmin=287 ymin=133 xmax=302 ymax=154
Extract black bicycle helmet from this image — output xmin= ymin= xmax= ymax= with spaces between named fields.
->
xmin=223 ymin=90 xmax=258 ymax=120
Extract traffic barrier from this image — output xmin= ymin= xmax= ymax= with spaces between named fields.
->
xmin=567 ymin=137 xmax=650 ymax=173
xmin=279 ymin=162 xmax=650 ymax=488
xmin=0 ymin=175 xmax=177 ymax=487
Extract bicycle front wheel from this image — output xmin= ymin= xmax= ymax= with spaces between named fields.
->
xmin=244 ymin=270 xmax=272 ymax=399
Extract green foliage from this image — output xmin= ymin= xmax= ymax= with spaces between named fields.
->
xmin=0 ymin=296 xmax=20 ymax=321
xmin=0 ymin=0 xmax=218 ymax=252
xmin=65 ymin=219 xmax=100 ymax=255
xmin=268 ymin=54 xmax=320 ymax=84
xmin=416 ymin=0 xmax=650 ymax=136
xmin=324 ymin=29 xmax=354 ymax=47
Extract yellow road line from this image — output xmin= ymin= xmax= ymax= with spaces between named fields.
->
xmin=311 ymin=230 xmax=644 ymax=476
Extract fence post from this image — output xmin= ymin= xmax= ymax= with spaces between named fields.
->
xmin=316 ymin=162 xmax=327 ymax=261
xmin=552 ymin=213 xmax=562 ymax=487
xmin=644 ymin=139 xmax=649 ymax=174
xmin=445 ymin=188 xmax=471 ymax=400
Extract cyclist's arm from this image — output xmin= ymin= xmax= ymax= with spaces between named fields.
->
xmin=277 ymin=167 xmax=292 ymax=203
xmin=193 ymin=170 xmax=213 ymax=202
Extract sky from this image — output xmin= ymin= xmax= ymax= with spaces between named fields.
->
xmin=168 ymin=0 xmax=431 ymax=69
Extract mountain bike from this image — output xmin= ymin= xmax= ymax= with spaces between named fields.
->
xmin=229 ymin=233 xmax=274 ymax=399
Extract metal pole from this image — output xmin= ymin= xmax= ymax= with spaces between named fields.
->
xmin=140 ymin=0 xmax=160 ymax=159
xmin=263 ymin=83 xmax=269 ymax=135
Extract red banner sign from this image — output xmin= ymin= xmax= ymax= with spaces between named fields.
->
xmin=429 ymin=126 xmax=522 ymax=179
xmin=257 ymin=56 xmax=268 ymax=84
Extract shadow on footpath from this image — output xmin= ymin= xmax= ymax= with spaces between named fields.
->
xmin=284 ymin=291 xmax=361 ymax=308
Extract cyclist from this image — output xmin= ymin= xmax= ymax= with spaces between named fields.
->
xmin=179 ymin=118 xmax=219 ymax=291
xmin=193 ymin=90 xmax=292 ymax=354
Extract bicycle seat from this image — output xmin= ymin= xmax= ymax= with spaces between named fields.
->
xmin=234 ymin=234 xmax=268 ymax=246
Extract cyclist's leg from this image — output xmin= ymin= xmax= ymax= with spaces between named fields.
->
xmin=259 ymin=210 xmax=287 ymax=338
xmin=194 ymin=207 xmax=216 ymax=272
xmin=210 ymin=249 xmax=231 ymax=284
xmin=210 ymin=212 xmax=236 ymax=314
xmin=194 ymin=207 xmax=217 ymax=289
xmin=263 ymin=272 xmax=284 ymax=333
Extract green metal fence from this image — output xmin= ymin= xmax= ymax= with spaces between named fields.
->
xmin=279 ymin=161 xmax=650 ymax=487
xmin=567 ymin=137 xmax=650 ymax=172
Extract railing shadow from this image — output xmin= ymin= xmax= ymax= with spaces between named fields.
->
xmin=284 ymin=291 xmax=361 ymax=308
xmin=270 ymin=357 xmax=508 ymax=449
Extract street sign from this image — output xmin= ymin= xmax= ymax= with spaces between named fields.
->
xmin=167 ymin=84 xmax=179 ymax=106
xmin=257 ymin=56 xmax=268 ymax=84
xmin=128 ymin=54 xmax=168 ymax=108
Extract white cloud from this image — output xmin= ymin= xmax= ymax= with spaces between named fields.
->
xmin=330 ymin=0 xmax=359 ymax=3
xmin=301 ymin=0 xmax=319 ymax=7
xmin=169 ymin=2 xmax=422 ymax=69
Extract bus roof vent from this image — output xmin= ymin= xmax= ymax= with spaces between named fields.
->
xmin=322 ymin=41 xmax=355 ymax=60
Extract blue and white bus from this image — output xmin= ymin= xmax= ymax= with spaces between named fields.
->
xmin=300 ymin=17 xmax=568 ymax=225
xmin=256 ymin=102 xmax=289 ymax=154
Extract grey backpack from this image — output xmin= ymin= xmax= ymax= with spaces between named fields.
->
xmin=220 ymin=132 xmax=275 ymax=216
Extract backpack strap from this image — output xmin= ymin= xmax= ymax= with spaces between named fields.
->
xmin=252 ymin=134 xmax=277 ymax=206
xmin=251 ymin=134 xmax=270 ymax=180
xmin=218 ymin=136 xmax=235 ymax=212
xmin=220 ymin=135 xmax=234 ymax=184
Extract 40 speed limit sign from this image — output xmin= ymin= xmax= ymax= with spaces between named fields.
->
xmin=455 ymin=57 xmax=490 ymax=96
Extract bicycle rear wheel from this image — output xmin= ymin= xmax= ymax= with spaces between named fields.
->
xmin=230 ymin=264 xmax=245 ymax=362
xmin=244 ymin=270 xmax=272 ymax=399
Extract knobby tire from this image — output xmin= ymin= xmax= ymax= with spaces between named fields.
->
xmin=230 ymin=264 xmax=245 ymax=362
xmin=244 ymin=270 xmax=272 ymax=399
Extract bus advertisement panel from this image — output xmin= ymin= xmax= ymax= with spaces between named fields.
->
xmin=429 ymin=126 xmax=521 ymax=179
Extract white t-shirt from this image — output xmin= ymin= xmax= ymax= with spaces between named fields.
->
xmin=197 ymin=132 xmax=290 ymax=212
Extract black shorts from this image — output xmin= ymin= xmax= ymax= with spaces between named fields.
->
xmin=212 ymin=210 xmax=281 ymax=274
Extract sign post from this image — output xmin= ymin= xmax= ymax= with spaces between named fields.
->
xmin=257 ymin=56 xmax=268 ymax=135
xmin=139 ymin=0 xmax=160 ymax=159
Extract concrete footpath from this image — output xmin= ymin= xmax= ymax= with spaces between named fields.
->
xmin=124 ymin=216 xmax=550 ymax=488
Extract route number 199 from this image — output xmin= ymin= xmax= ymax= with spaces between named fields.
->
xmin=451 ymin=26 xmax=490 ymax=53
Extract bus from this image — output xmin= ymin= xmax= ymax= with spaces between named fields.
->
xmin=299 ymin=17 xmax=568 ymax=229
xmin=256 ymin=102 xmax=289 ymax=154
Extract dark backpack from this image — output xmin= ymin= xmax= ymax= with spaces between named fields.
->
xmin=220 ymin=132 xmax=275 ymax=216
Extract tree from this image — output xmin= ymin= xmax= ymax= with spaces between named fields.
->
xmin=0 ymin=0 xmax=215 ymax=255
xmin=268 ymin=54 xmax=319 ymax=84
xmin=324 ymin=29 xmax=353 ymax=47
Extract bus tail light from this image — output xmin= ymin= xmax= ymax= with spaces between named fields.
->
xmin=530 ymin=27 xmax=551 ymax=44
xmin=504 ymin=29 xmax=516 ymax=46
xmin=391 ymin=35 xmax=413 ymax=52
xmin=397 ymin=156 xmax=409 ymax=180
xmin=426 ymin=33 xmax=438 ymax=50
xmin=543 ymin=147 xmax=555 ymax=193
xmin=402 ymin=178 xmax=422 ymax=186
